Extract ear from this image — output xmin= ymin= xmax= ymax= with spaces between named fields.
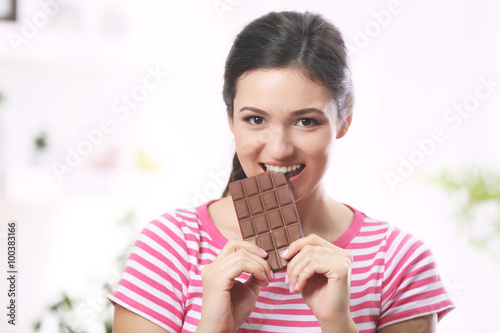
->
xmin=336 ymin=112 xmax=353 ymax=139
xmin=227 ymin=114 xmax=235 ymax=134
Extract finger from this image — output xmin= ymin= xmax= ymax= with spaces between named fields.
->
xmin=293 ymin=263 xmax=318 ymax=293
xmin=295 ymin=258 xmax=353 ymax=293
xmin=281 ymin=234 xmax=334 ymax=260
xmin=218 ymin=241 xmax=274 ymax=281
xmin=236 ymin=246 xmax=275 ymax=282
xmin=286 ymin=246 xmax=333 ymax=292
xmin=218 ymin=248 xmax=273 ymax=284
xmin=286 ymin=245 xmax=317 ymax=291
xmin=244 ymin=273 xmax=266 ymax=294
xmin=218 ymin=239 xmax=269 ymax=259
xmin=288 ymin=248 xmax=353 ymax=293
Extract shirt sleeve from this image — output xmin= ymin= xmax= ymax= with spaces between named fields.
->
xmin=378 ymin=227 xmax=455 ymax=329
xmin=107 ymin=212 xmax=190 ymax=332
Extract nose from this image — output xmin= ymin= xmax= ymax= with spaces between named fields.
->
xmin=265 ymin=126 xmax=295 ymax=160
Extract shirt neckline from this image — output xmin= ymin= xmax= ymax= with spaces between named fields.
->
xmin=195 ymin=198 xmax=365 ymax=249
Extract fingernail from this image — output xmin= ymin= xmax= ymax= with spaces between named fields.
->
xmin=285 ymin=273 xmax=289 ymax=284
xmin=270 ymin=270 xmax=275 ymax=280
xmin=262 ymin=272 xmax=269 ymax=283
xmin=260 ymin=248 xmax=268 ymax=256
xmin=290 ymin=283 xmax=293 ymax=293
xmin=295 ymin=282 xmax=299 ymax=291
xmin=281 ymin=249 xmax=289 ymax=258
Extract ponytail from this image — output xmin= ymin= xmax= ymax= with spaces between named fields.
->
xmin=222 ymin=152 xmax=246 ymax=197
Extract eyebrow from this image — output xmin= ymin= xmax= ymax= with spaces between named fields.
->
xmin=239 ymin=106 xmax=326 ymax=116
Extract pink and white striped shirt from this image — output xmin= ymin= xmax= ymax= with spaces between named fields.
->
xmin=108 ymin=200 xmax=454 ymax=332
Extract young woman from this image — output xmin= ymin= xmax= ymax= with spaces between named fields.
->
xmin=109 ymin=11 xmax=454 ymax=333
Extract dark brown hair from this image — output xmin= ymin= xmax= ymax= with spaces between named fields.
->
xmin=221 ymin=11 xmax=354 ymax=197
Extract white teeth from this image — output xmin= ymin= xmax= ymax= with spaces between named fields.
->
xmin=264 ymin=164 xmax=303 ymax=173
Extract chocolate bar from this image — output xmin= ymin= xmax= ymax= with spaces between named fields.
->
xmin=229 ymin=171 xmax=303 ymax=272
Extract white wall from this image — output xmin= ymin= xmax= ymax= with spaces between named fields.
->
xmin=0 ymin=0 xmax=499 ymax=332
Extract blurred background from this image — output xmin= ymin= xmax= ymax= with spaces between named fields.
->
xmin=0 ymin=0 xmax=499 ymax=332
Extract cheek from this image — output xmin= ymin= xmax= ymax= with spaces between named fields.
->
xmin=234 ymin=127 xmax=269 ymax=158
xmin=298 ymin=130 xmax=333 ymax=159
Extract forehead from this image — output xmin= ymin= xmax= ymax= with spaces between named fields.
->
xmin=234 ymin=67 xmax=333 ymax=112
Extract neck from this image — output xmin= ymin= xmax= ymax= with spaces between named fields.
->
xmin=294 ymin=183 xmax=353 ymax=243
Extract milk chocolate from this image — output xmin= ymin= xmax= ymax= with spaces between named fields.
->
xmin=229 ymin=171 xmax=303 ymax=272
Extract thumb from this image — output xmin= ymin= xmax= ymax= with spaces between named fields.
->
xmin=244 ymin=274 xmax=266 ymax=296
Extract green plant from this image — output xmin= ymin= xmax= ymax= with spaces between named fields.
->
xmin=426 ymin=165 xmax=500 ymax=261
xmin=33 ymin=293 xmax=81 ymax=333
xmin=34 ymin=131 xmax=48 ymax=150
xmin=33 ymin=212 xmax=138 ymax=333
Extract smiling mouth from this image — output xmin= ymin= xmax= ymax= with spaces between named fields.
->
xmin=260 ymin=163 xmax=306 ymax=178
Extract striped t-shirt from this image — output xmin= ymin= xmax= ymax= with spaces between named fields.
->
xmin=108 ymin=200 xmax=454 ymax=332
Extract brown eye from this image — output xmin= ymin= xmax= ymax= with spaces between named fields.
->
xmin=245 ymin=116 xmax=266 ymax=125
xmin=297 ymin=118 xmax=318 ymax=127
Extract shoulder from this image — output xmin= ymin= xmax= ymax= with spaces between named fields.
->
xmin=348 ymin=210 xmax=434 ymax=270
xmin=133 ymin=206 xmax=207 ymax=260
xmin=348 ymin=209 xmax=455 ymax=327
xmin=382 ymin=224 xmax=433 ymax=266
xmin=354 ymin=210 xmax=430 ymax=257
xmin=138 ymin=201 xmax=227 ymax=254
xmin=142 ymin=206 xmax=204 ymax=237
xmin=364 ymin=218 xmax=441 ymax=293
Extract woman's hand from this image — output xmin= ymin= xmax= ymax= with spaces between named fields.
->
xmin=197 ymin=240 xmax=275 ymax=333
xmin=282 ymin=234 xmax=357 ymax=332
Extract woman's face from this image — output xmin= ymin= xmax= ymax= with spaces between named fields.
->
xmin=229 ymin=67 xmax=344 ymax=201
